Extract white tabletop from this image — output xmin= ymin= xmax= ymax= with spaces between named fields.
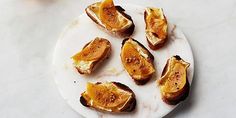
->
xmin=0 ymin=0 xmax=236 ymax=118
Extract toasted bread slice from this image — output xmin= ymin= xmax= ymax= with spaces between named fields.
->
xmin=144 ymin=8 xmax=168 ymax=50
xmin=158 ymin=55 xmax=190 ymax=105
xmin=71 ymin=37 xmax=111 ymax=74
xmin=85 ymin=0 xmax=135 ymax=37
xmin=120 ymin=37 xmax=155 ymax=85
xmin=80 ymin=82 xmax=136 ymax=112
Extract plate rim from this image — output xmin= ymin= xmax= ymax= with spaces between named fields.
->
xmin=52 ymin=3 xmax=194 ymax=118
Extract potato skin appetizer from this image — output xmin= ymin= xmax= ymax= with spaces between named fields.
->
xmin=85 ymin=0 xmax=135 ymax=37
xmin=80 ymin=82 xmax=136 ymax=112
xmin=158 ymin=55 xmax=190 ymax=105
xmin=72 ymin=37 xmax=111 ymax=74
xmin=121 ymin=37 xmax=155 ymax=85
xmin=144 ymin=8 xmax=168 ymax=50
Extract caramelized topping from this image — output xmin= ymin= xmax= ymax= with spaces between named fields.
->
xmin=82 ymin=82 xmax=132 ymax=110
xmin=159 ymin=56 xmax=190 ymax=93
xmin=121 ymin=38 xmax=155 ymax=79
xmin=99 ymin=0 xmax=128 ymax=30
xmin=72 ymin=37 xmax=110 ymax=61
xmin=145 ymin=8 xmax=167 ymax=40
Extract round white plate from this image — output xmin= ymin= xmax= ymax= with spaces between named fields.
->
xmin=52 ymin=4 xmax=194 ymax=118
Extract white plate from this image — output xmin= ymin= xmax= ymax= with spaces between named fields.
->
xmin=52 ymin=4 xmax=194 ymax=118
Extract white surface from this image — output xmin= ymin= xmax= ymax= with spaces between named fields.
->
xmin=0 ymin=0 xmax=236 ymax=118
xmin=52 ymin=4 xmax=194 ymax=118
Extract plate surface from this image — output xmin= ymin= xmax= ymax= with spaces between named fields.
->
xmin=52 ymin=4 xmax=194 ymax=118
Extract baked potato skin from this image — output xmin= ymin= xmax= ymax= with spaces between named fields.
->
xmin=85 ymin=5 xmax=135 ymax=37
xmin=144 ymin=9 xmax=168 ymax=50
xmin=159 ymin=55 xmax=190 ymax=105
xmin=80 ymin=82 xmax=136 ymax=113
xmin=121 ymin=38 xmax=155 ymax=85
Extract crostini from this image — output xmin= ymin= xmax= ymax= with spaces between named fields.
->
xmin=80 ymin=82 xmax=136 ymax=112
xmin=72 ymin=37 xmax=111 ymax=74
xmin=144 ymin=8 xmax=168 ymax=50
xmin=158 ymin=55 xmax=190 ymax=105
xmin=85 ymin=0 xmax=135 ymax=37
xmin=120 ymin=37 xmax=155 ymax=85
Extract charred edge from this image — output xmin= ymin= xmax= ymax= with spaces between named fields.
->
xmin=80 ymin=96 xmax=89 ymax=107
xmin=82 ymin=41 xmax=92 ymax=49
xmin=144 ymin=11 xmax=147 ymax=29
xmin=112 ymin=82 xmax=136 ymax=112
xmin=95 ymin=82 xmax=102 ymax=85
xmin=121 ymin=37 xmax=130 ymax=48
xmin=115 ymin=6 xmax=131 ymax=21
xmin=75 ymin=67 xmax=87 ymax=74
xmin=174 ymin=55 xmax=181 ymax=60
xmin=115 ymin=6 xmax=125 ymax=12
xmin=133 ymin=77 xmax=151 ymax=85
xmin=115 ymin=6 xmax=135 ymax=36
xmin=121 ymin=96 xmax=136 ymax=112
xmin=161 ymin=59 xmax=170 ymax=76
xmin=119 ymin=23 xmax=135 ymax=37
xmin=179 ymin=79 xmax=190 ymax=102
xmin=131 ymin=38 xmax=155 ymax=61
xmin=112 ymin=82 xmax=133 ymax=93
xmin=162 ymin=80 xmax=190 ymax=105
